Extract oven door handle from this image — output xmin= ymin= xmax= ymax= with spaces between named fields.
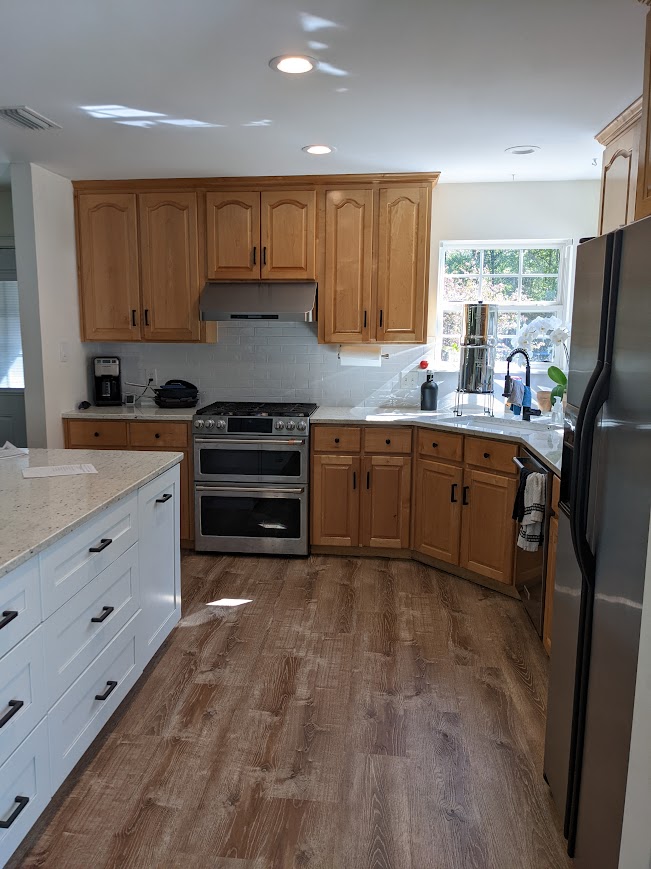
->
xmin=196 ymin=486 xmax=305 ymax=494
xmin=194 ymin=438 xmax=306 ymax=446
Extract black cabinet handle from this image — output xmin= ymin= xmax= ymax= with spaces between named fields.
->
xmin=91 ymin=605 xmax=114 ymax=624
xmin=94 ymin=431 xmax=100 ymax=437
xmin=366 ymin=471 xmax=370 ymax=489
xmin=352 ymin=471 xmax=356 ymax=490
xmin=0 ymin=796 xmax=29 ymax=829
xmin=379 ymin=309 xmax=383 ymax=328
xmin=483 ymin=452 xmax=490 ymax=459
xmin=89 ymin=538 xmax=112 ymax=553
xmin=252 ymin=246 xmax=257 ymax=265
xmin=334 ymin=437 xmax=340 ymax=444
xmin=263 ymin=246 xmax=267 ymax=266
xmin=432 ymin=442 xmax=438 ymax=448
xmin=462 ymin=486 xmax=469 ymax=506
xmin=144 ymin=309 xmax=150 ymax=326
xmin=156 ymin=493 xmax=173 ymax=503
xmin=450 ymin=483 xmax=458 ymax=503
xmin=0 ymin=700 xmax=24 ymax=729
xmin=0 ymin=610 xmax=18 ymax=631
xmin=363 ymin=310 xmax=367 ymax=329
xmin=385 ymin=439 xmax=391 ymax=445
xmin=95 ymin=680 xmax=118 ymax=702
xmin=131 ymin=309 xmax=137 ymax=327
xmin=155 ymin=433 xmax=160 ymax=439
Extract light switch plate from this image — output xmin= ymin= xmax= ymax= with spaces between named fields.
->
xmin=400 ymin=370 xmax=421 ymax=389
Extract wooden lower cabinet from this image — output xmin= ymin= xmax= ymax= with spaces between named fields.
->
xmin=543 ymin=515 xmax=559 ymax=654
xmin=413 ymin=458 xmax=462 ymax=565
xmin=361 ymin=455 xmax=411 ymax=548
xmin=311 ymin=454 xmax=360 ymax=547
xmin=459 ymin=468 xmax=518 ymax=585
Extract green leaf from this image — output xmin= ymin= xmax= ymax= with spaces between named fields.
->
xmin=547 ymin=365 xmax=567 ymax=386
xmin=551 ymin=384 xmax=565 ymax=403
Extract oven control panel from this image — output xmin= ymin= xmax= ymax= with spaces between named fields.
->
xmin=194 ymin=417 xmax=309 ymax=435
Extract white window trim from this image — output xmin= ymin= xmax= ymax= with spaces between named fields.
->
xmin=435 ymin=238 xmax=575 ymax=374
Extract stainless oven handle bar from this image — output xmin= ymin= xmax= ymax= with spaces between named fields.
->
xmin=512 ymin=454 xmax=548 ymax=475
xmin=194 ymin=438 xmax=305 ymax=446
xmin=196 ymin=486 xmax=305 ymax=494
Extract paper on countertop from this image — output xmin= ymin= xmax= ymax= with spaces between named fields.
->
xmin=0 ymin=441 xmax=28 ymax=459
xmin=22 ymin=463 xmax=98 ymax=479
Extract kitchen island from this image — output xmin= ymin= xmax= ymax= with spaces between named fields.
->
xmin=0 ymin=449 xmax=182 ymax=866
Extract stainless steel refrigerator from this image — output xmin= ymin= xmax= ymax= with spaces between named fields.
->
xmin=544 ymin=218 xmax=651 ymax=867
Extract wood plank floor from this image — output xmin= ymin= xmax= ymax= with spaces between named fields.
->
xmin=11 ymin=554 xmax=571 ymax=869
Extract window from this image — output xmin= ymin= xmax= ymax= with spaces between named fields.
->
xmin=437 ymin=241 xmax=573 ymax=370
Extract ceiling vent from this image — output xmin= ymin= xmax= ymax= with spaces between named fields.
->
xmin=0 ymin=106 xmax=61 ymax=131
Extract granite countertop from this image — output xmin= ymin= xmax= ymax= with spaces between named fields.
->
xmin=311 ymin=407 xmax=563 ymax=475
xmin=0 ymin=449 xmax=183 ymax=579
xmin=63 ymin=405 xmax=196 ymax=422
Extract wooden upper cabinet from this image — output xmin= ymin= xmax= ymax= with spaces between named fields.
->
xmin=376 ymin=186 xmax=429 ymax=344
xmin=413 ymin=458 xmax=462 ymax=566
xmin=77 ymin=193 xmax=140 ymax=341
xmin=361 ymin=455 xmax=412 ymax=549
xmin=596 ymin=98 xmax=642 ymax=234
xmin=459 ymin=468 xmax=517 ymax=585
xmin=636 ymin=12 xmax=651 ymax=220
xmin=205 ymin=191 xmax=260 ymax=279
xmin=139 ymin=192 xmax=201 ymax=342
xmin=323 ymin=189 xmax=374 ymax=343
xmin=311 ymin=454 xmax=360 ymax=547
xmin=261 ymin=190 xmax=316 ymax=279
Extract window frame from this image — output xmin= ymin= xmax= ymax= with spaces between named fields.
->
xmin=436 ymin=239 xmax=575 ymax=373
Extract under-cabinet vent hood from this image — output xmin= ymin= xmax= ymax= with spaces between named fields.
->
xmin=200 ymin=281 xmax=316 ymax=322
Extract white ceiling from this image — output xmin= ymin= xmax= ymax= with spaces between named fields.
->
xmin=0 ymin=0 xmax=645 ymax=183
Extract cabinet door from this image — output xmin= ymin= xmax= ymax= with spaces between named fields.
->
xmin=205 ymin=191 xmax=260 ymax=279
xmin=600 ymin=147 xmax=637 ymax=234
xmin=323 ymin=189 xmax=374 ymax=343
xmin=460 ymin=468 xmax=517 ymax=584
xmin=361 ymin=455 xmax=411 ymax=549
xmin=413 ymin=458 xmax=462 ymax=565
xmin=311 ymin=454 xmax=360 ymax=547
xmin=261 ymin=190 xmax=316 ymax=280
xmin=139 ymin=192 xmax=201 ymax=342
xmin=376 ymin=186 xmax=429 ymax=343
xmin=636 ymin=13 xmax=651 ymax=220
xmin=543 ymin=515 xmax=558 ymax=655
xmin=137 ymin=465 xmax=181 ymax=663
xmin=77 ymin=193 xmax=140 ymax=341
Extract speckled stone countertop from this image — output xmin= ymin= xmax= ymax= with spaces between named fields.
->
xmin=62 ymin=405 xmax=195 ymax=421
xmin=311 ymin=407 xmax=563 ymax=475
xmin=0 ymin=449 xmax=183 ymax=579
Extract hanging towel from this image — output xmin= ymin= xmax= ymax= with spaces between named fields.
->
xmin=512 ymin=467 xmax=531 ymax=522
xmin=517 ymin=472 xmax=547 ymax=552
xmin=510 ymin=379 xmax=525 ymax=415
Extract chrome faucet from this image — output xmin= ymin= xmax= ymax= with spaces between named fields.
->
xmin=502 ymin=347 xmax=541 ymax=422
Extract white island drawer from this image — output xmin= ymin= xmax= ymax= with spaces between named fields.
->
xmin=0 ymin=557 xmax=41 ymax=661
xmin=49 ymin=612 xmax=141 ymax=790
xmin=43 ymin=545 xmax=140 ymax=707
xmin=40 ymin=492 xmax=138 ymax=618
xmin=0 ymin=629 xmax=46 ymax=767
xmin=0 ymin=718 xmax=51 ymax=868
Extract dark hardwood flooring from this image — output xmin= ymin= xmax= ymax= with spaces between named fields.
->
xmin=12 ymin=554 xmax=570 ymax=869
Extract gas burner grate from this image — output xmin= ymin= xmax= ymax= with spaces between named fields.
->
xmin=196 ymin=401 xmax=318 ymax=418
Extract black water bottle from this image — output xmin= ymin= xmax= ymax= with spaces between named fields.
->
xmin=420 ymin=372 xmax=438 ymax=411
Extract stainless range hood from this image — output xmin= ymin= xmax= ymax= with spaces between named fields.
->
xmin=200 ymin=281 xmax=316 ymax=322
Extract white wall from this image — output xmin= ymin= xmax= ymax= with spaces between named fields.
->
xmin=11 ymin=163 xmax=88 ymax=447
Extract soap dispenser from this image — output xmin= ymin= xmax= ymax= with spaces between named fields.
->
xmin=420 ymin=372 xmax=438 ymax=411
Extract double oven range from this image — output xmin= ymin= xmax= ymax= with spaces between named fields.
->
xmin=193 ymin=401 xmax=318 ymax=555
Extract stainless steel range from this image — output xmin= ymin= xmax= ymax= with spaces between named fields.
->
xmin=192 ymin=401 xmax=318 ymax=555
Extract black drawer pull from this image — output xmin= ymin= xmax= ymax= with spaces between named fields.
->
xmin=95 ymin=680 xmax=118 ymax=702
xmin=89 ymin=538 xmax=112 ymax=553
xmin=483 ymin=452 xmax=490 ymax=459
xmin=462 ymin=486 xmax=469 ymax=506
xmin=156 ymin=493 xmax=173 ymax=503
xmin=432 ymin=442 xmax=438 ymax=448
xmin=385 ymin=439 xmax=391 ymax=445
xmin=352 ymin=471 xmax=356 ymax=490
xmin=0 ymin=610 xmax=18 ymax=631
xmin=94 ymin=431 xmax=100 ymax=437
xmin=334 ymin=437 xmax=340 ymax=444
xmin=366 ymin=471 xmax=371 ymax=489
xmin=450 ymin=483 xmax=458 ymax=503
xmin=0 ymin=700 xmax=24 ymax=729
xmin=155 ymin=433 xmax=161 ymax=439
xmin=91 ymin=605 xmax=114 ymax=624
xmin=0 ymin=796 xmax=29 ymax=829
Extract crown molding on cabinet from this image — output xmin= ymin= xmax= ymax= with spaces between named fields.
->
xmin=595 ymin=97 xmax=643 ymax=147
xmin=72 ymin=172 xmax=440 ymax=193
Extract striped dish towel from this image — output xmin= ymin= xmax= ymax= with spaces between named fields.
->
xmin=517 ymin=472 xmax=546 ymax=552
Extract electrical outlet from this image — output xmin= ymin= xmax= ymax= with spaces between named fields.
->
xmin=400 ymin=370 xmax=421 ymax=389
xmin=145 ymin=368 xmax=158 ymax=385
xmin=59 ymin=341 xmax=69 ymax=363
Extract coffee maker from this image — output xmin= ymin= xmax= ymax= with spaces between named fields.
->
xmin=93 ymin=357 xmax=121 ymax=406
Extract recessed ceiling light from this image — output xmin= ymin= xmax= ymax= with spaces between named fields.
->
xmin=269 ymin=55 xmax=316 ymax=74
xmin=505 ymin=145 xmax=541 ymax=156
xmin=302 ymin=144 xmax=334 ymax=155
